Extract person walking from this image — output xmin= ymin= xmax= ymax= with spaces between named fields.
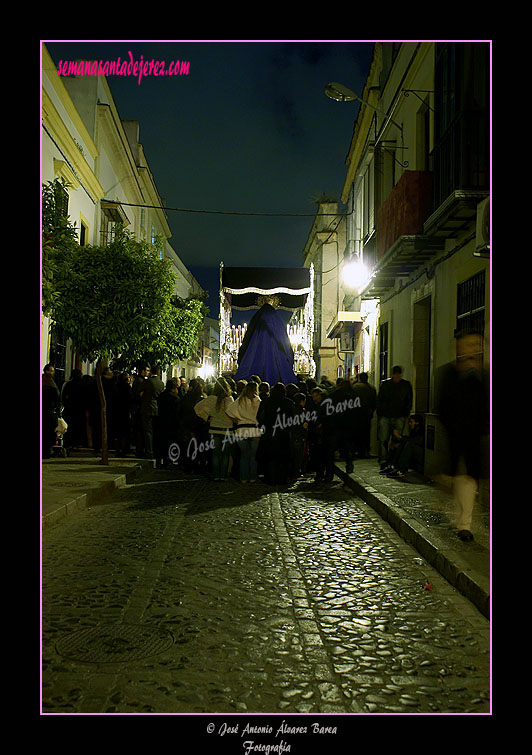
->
xmin=376 ymin=366 xmax=413 ymax=470
xmin=225 ymin=381 xmax=262 ymax=483
xmin=435 ymin=331 xmax=489 ymax=542
xmin=140 ymin=364 xmax=164 ymax=459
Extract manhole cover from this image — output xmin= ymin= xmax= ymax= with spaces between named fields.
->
xmin=55 ymin=623 xmax=174 ymax=663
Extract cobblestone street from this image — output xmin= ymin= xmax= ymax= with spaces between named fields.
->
xmin=42 ymin=466 xmax=490 ymax=717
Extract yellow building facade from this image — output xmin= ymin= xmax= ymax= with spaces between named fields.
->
xmin=41 ymin=44 xmax=204 ymax=385
xmin=327 ymin=42 xmax=490 ymax=471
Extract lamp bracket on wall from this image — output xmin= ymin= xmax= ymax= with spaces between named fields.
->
xmin=401 ymin=88 xmax=434 ymax=111
xmin=381 ymin=146 xmax=409 ymax=168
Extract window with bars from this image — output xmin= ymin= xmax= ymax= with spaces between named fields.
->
xmin=456 ymin=270 xmax=485 ymax=336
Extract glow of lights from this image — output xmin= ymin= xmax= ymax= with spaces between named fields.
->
xmin=342 ymin=259 xmax=368 ymax=290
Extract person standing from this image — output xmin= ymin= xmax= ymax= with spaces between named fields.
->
xmin=257 ymin=382 xmax=294 ymax=485
xmin=225 ymin=381 xmax=262 ymax=483
xmin=61 ymin=368 xmax=86 ymax=451
xmin=132 ymin=363 xmax=150 ymax=457
xmin=435 ymin=331 xmax=489 ymax=542
xmin=155 ymin=379 xmax=181 ymax=468
xmin=352 ymin=372 xmax=377 ymax=458
xmin=333 ymin=379 xmax=361 ymax=474
xmin=377 ymin=366 xmax=413 ymax=470
xmin=178 ymin=376 xmax=188 ymax=397
xmin=178 ymin=379 xmax=206 ymax=472
xmin=42 ymin=364 xmax=60 ymax=459
xmin=194 ymin=377 xmax=234 ymax=480
xmin=290 ymin=392 xmax=309 ymax=479
xmin=114 ymin=372 xmax=133 ymax=456
xmin=309 ymin=387 xmax=335 ymax=483
xmin=140 ymin=364 xmax=164 ymax=459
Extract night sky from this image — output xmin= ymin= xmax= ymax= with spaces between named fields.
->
xmin=44 ymin=40 xmax=374 ymax=323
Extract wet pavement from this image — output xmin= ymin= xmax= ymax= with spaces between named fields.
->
xmin=41 ymin=458 xmax=491 ymax=718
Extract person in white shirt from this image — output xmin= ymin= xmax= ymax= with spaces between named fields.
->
xmin=194 ymin=377 xmax=234 ymax=481
xmin=225 ymin=381 xmax=262 ymax=483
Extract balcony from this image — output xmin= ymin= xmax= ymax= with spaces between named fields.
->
xmin=424 ymin=111 xmax=489 ymax=239
xmin=376 ymin=170 xmax=433 ymax=261
xmin=359 ymin=234 xmax=445 ymax=299
xmin=360 ymin=171 xmax=444 ymax=299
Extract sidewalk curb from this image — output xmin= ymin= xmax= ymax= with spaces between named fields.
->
xmin=335 ymin=464 xmax=490 ymax=619
xmin=42 ymin=459 xmax=154 ymax=530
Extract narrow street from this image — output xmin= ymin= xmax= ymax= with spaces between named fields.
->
xmin=41 ymin=466 xmax=490 ymax=717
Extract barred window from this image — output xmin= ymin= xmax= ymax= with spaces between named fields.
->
xmin=456 ymin=270 xmax=485 ymax=336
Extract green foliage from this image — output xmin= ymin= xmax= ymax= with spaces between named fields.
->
xmin=50 ymin=227 xmax=176 ymax=363
xmin=42 ymin=179 xmax=80 ymax=316
xmin=42 ymin=179 xmax=207 ymax=368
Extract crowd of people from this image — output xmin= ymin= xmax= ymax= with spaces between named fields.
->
xmin=42 ymin=361 xmax=428 ymax=486
xmin=43 ymin=332 xmax=488 ymax=542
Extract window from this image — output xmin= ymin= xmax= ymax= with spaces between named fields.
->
xmin=435 ymin=43 xmax=458 ymax=142
xmin=100 ymin=211 xmax=117 ymax=246
xmin=432 ymin=42 xmax=490 ymax=208
xmin=456 ymin=270 xmax=485 ymax=337
xmin=79 ymin=220 xmax=88 ymax=246
xmin=350 ymin=157 xmax=375 ymax=253
xmin=379 ymin=321 xmax=389 ymax=384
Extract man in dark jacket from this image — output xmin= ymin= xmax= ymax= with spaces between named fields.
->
xmin=140 ymin=364 xmax=165 ymax=459
xmin=328 ymin=379 xmax=360 ymax=474
xmin=377 ymin=366 xmax=413 ymax=469
xmin=352 ymin=373 xmax=377 ymax=458
xmin=309 ymin=387 xmax=336 ymax=483
xmin=132 ymin=363 xmax=150 ymax=457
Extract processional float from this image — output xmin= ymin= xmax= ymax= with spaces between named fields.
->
xmin=218 ymin=263 xmax=315 ymax=381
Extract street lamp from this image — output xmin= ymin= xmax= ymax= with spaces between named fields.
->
xmin=325 ymin=81 xmax=403 ymax=132
xmin=342 ymin=257 xmax=368 ymax=291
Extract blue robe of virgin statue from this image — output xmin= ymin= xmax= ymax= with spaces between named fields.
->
xmin=234 ymin=303 xmax=298 ymax=385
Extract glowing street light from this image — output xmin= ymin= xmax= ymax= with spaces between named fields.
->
xmin=342 ymin=258 xmax=368 ymax=290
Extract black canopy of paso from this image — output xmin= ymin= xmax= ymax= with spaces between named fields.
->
xmin=221 ymin=266 xmax=311 ymax=311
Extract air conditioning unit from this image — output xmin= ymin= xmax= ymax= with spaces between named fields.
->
xmin=474 ymin=196 xmax=490 ymax=257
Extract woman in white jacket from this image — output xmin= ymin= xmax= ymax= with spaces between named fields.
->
xmin=194 ymin=377 xmax=234 ymax=481
xmin=225 ymin=381 xmax=262 ymax=482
